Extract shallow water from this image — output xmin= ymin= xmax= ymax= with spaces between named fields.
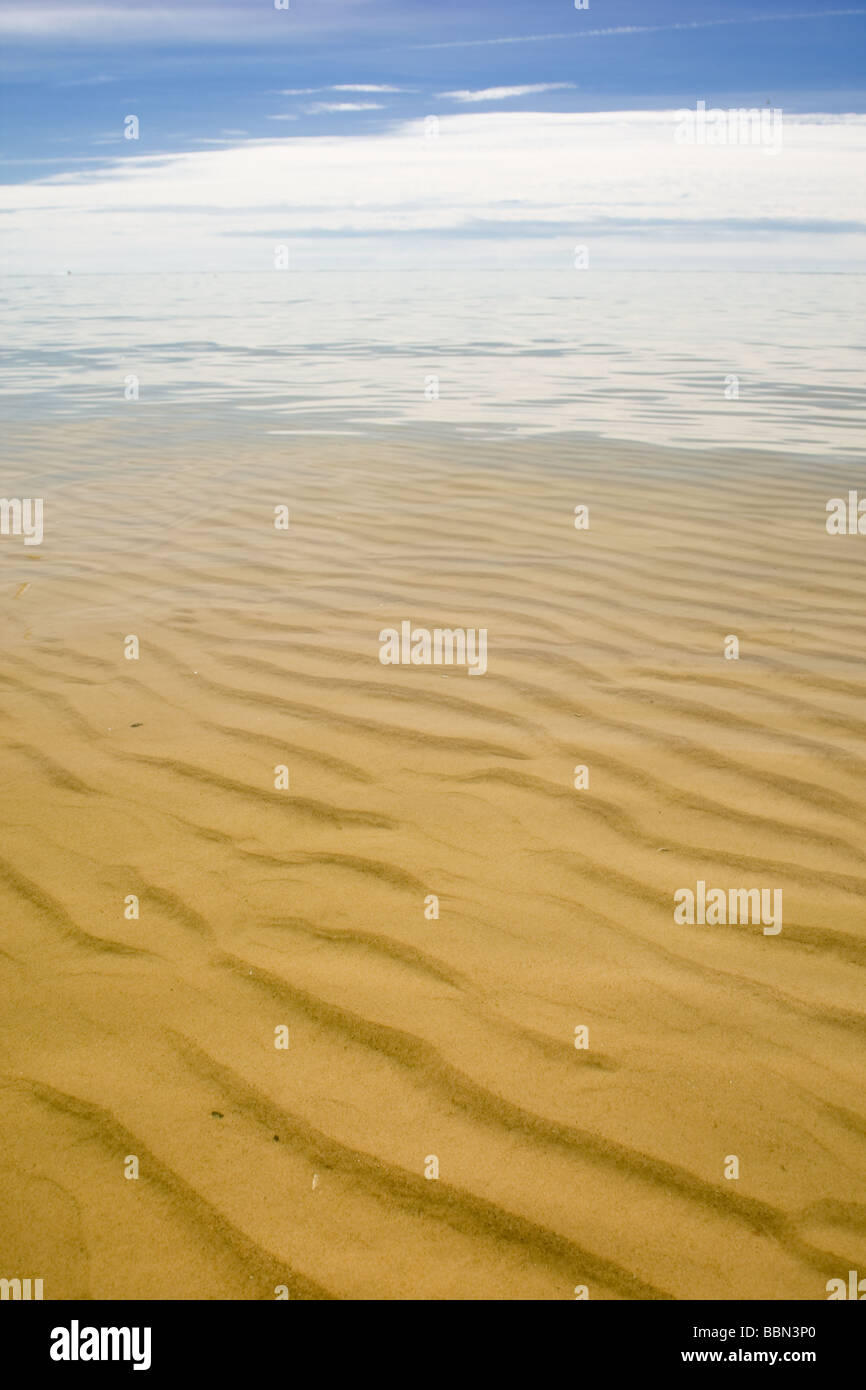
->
xmin=2 ymin=269 xmax=863 ymax=455
xmin=2 ymin=262 xmax=866 ymax=1300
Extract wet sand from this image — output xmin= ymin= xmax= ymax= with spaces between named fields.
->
xmin=1 ymin=419 xmax=865 ymax=1299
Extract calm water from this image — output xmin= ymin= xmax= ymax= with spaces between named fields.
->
xmin=1 ymin=270 xmax=863 ymax=456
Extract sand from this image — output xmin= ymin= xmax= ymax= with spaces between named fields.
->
xmin=1 ymin=418 xmax=864 ymax=1300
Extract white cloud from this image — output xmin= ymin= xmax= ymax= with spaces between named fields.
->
xmin=440 ymin=83 xmax=576 ymax=103
xmin=2 ymin=110 xmax=864 ymax=273
xmin=302 ymin=101 xmax=384 ymax=114
xmin=280 ymin=85 xmax=409 ymax=96
xmin=331 ymin=84 xmax=411 ymax=92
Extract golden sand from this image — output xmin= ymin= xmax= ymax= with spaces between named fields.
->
xmin=1 ymin=420 xmax=864 ymax=1299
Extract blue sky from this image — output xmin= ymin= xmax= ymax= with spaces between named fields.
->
xmin=1 ymin=1 xmax=864 ymax=179
xmin=0 ymin=1 xmax=864 ymax=273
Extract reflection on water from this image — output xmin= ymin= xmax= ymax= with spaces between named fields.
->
xmin=1 ymin=270 xmax=863 ymax=455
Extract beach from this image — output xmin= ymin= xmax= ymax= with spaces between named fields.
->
xmin=2 ymin=417 xmax=865 ymax=1299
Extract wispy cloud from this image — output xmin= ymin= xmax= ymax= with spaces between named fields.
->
xmin=411 ymin=10 xmax=866 ymax=50
xmin=302 ymin=102 xmax=385 ymax=114
xmin=0 ymin=1 xmax=393 ymax=43
xmin=60 ymin=71 xmax=118 ymax=86
xmin=440 ymin=83 xmax=576 ymax=103
xmin=332 ymin=84 xmax=411 ymax=93
xmin=0 ymin=4 xmax=229 ymax=39
xmin=280 ymin=84 xmax=410 ymax=96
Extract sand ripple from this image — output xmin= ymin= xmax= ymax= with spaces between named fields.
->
xmin=1 ymin=422 xmax=864 ymax=1298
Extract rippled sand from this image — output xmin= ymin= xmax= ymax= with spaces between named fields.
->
xmin=1 ymin=419 xmax=864 ymax=1300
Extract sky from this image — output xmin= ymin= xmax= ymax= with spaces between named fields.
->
xmin=0 ymin=0 xmax=864 ymax=272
